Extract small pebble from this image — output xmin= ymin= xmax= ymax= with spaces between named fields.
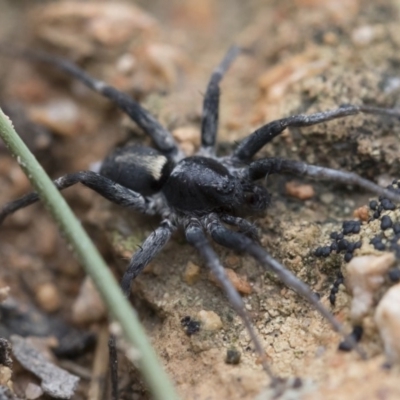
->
xmin=285 ymin=181 xmax=315 ymax=200
xmin=375 ymin=283 xmax=400 ymax=363
xmin=346 ymin=253 xmax=396 ymax=320
xmin=72 ymin=277 xmax=106 ymax=324
xmin=35 ymin=282 xmax=61 ymax=313
xmin=183 ymin=261 xmax=201 ymax=285
xmin=197 ymin=310 xmax=223 ymax=331
xmin=353 ymin=205 xmax=369 ymax=221
xmin=25 ymin=382 xmax=44 ymax=400
xmin=209 ymin=268 xmax=252 ymax=295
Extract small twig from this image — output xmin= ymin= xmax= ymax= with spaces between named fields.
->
xmin=88 ymin=325 xmax=110 ymax=400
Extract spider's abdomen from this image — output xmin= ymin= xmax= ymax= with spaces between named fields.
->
xmin=162 ymin=156 xmax=242 ymax=214
xmin=100 ymin=145 xmax=172 ymax=196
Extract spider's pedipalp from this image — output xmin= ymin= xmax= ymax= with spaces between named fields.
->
xmin=0 ymin=171 xmax=149 ymax=225
xmin=207 ymin=218 xmax=365 ymax=357
xmin=233 ymin=104 xmax=400 ymax=162
xmin=200 ymin=46 xmax=241 ymax=156
xmin=185 ymin=219 xmax=277 ymax=382
xmin=248 ymin=158 xmax=400 ymax=204
xmin=4 ymin=49 xmax=183 ymax=162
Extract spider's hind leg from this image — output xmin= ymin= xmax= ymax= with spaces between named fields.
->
xmin=110 ymin=219 xmax=176 ymax=400
xmin=247 ymin=157 xmax=400 ymax=204
xmin=207 ymin=218 xmax=365 ymax=357
xmin=185 ymin=219 xmax=278 ymax=383
xmin=0 ymin=171 xmax=149 ymax=225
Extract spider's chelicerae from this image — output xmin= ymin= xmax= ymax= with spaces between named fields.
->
xmin=2 ymin=46 xmax=400 ymax=393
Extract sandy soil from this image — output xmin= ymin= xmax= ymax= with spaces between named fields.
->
xmin=0 ymin=0 xmax=400 ymax=399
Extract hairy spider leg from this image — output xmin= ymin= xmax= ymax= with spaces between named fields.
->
xmin=206 ymin=217 xmax=365 ymax=358
xmin=185 ymin=220 xmax=278 ymax=383
xmin=200 ymin=46 xmax=241 ymax=156
xmin=220 ymin=214 xmax=260 ymax=242
xmin=247 ymin=158 xmax=400 ymax=204
xmin=233 ymin=104 xmax=400 ymax=162
xmin=120 ymin=220 xmax=175 ymax=296
xmin=12 ymin=49 xmax=183 ymax=162
xmin=0 ymin=171 xmax=152 ymax=225
xmin=109 ymin=220 xmax=175 ymax=400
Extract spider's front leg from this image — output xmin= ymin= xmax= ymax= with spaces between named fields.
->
xmin=1 ymin=48 xmax=183 ymax=162
xmin=247 ymin=157 xmax=400 ymax=204
xmin=199 ymin=46 xmax=241 ymax=156
xmin=233 ymin=104 xmax=400 ymax=162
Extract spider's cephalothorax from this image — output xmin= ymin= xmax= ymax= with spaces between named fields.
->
xmin=2 ymin=46 xmax=400 ymax=397
xmin=108 ymin=149 xmax=270 ymax=216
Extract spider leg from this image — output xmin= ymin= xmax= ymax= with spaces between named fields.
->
xmin=6 ymin=49 xmax=183 ymax=162
xmin=110 ymin=219 xmax=175 ymax=400
xmin=220 ymin=214 xmax=260 ymax=242
xmin=233 ymin=104 xmax=400 ymax=161
xmin=206 ymin=218 xmax=365 ymax=357
xmin=200 ymin=46 xmax=241 ymax=156
xmin=185 ymin=219 xmax=278 ymax=383
xmin=247 ymin=157 xmax=400 ymax=203
xmin=120 ymin=219 xmax=175 ymax=296
xmin=0 ymin=171 xmax=149 ymax=224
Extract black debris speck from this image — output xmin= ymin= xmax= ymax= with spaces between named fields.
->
xmin=373 ymin=210 xmax=381 ymax=219
xmin=381 ymin=198 xmax=396 ymax=211
xmin=344 ymin=252 xmax=353 ymax=262
xmin=337 ymin=239 xmax=349 ymax=252
xmin=338 ymin=325 xmax=363 ymax=352
xmin=381 ymin=215 xmax=393 ymax=230
xmin=314 ymin=246 xmax=331 ymax=257
xmin=342 ymin=220 xmax=361 ymax=235
xmin=388 ymin=268 xmax=400 ymax=283
xmin=369 ymin=200 xmax=378 ymax=210
xmin=225 ymin=348 xmax=241 ymax=365
xmin=370 ymin=236 xmax=386 ymax=251
xmin=330 ymin=231 xmax=339 ymax=240
xmin=329 ymin=274 xmax=344 ymax=306
xmin=181 ymin=316 xmax=200 ymax=336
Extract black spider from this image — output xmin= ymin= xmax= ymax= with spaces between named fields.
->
xmin=2 ymin=46 xmax=400 ymax=396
